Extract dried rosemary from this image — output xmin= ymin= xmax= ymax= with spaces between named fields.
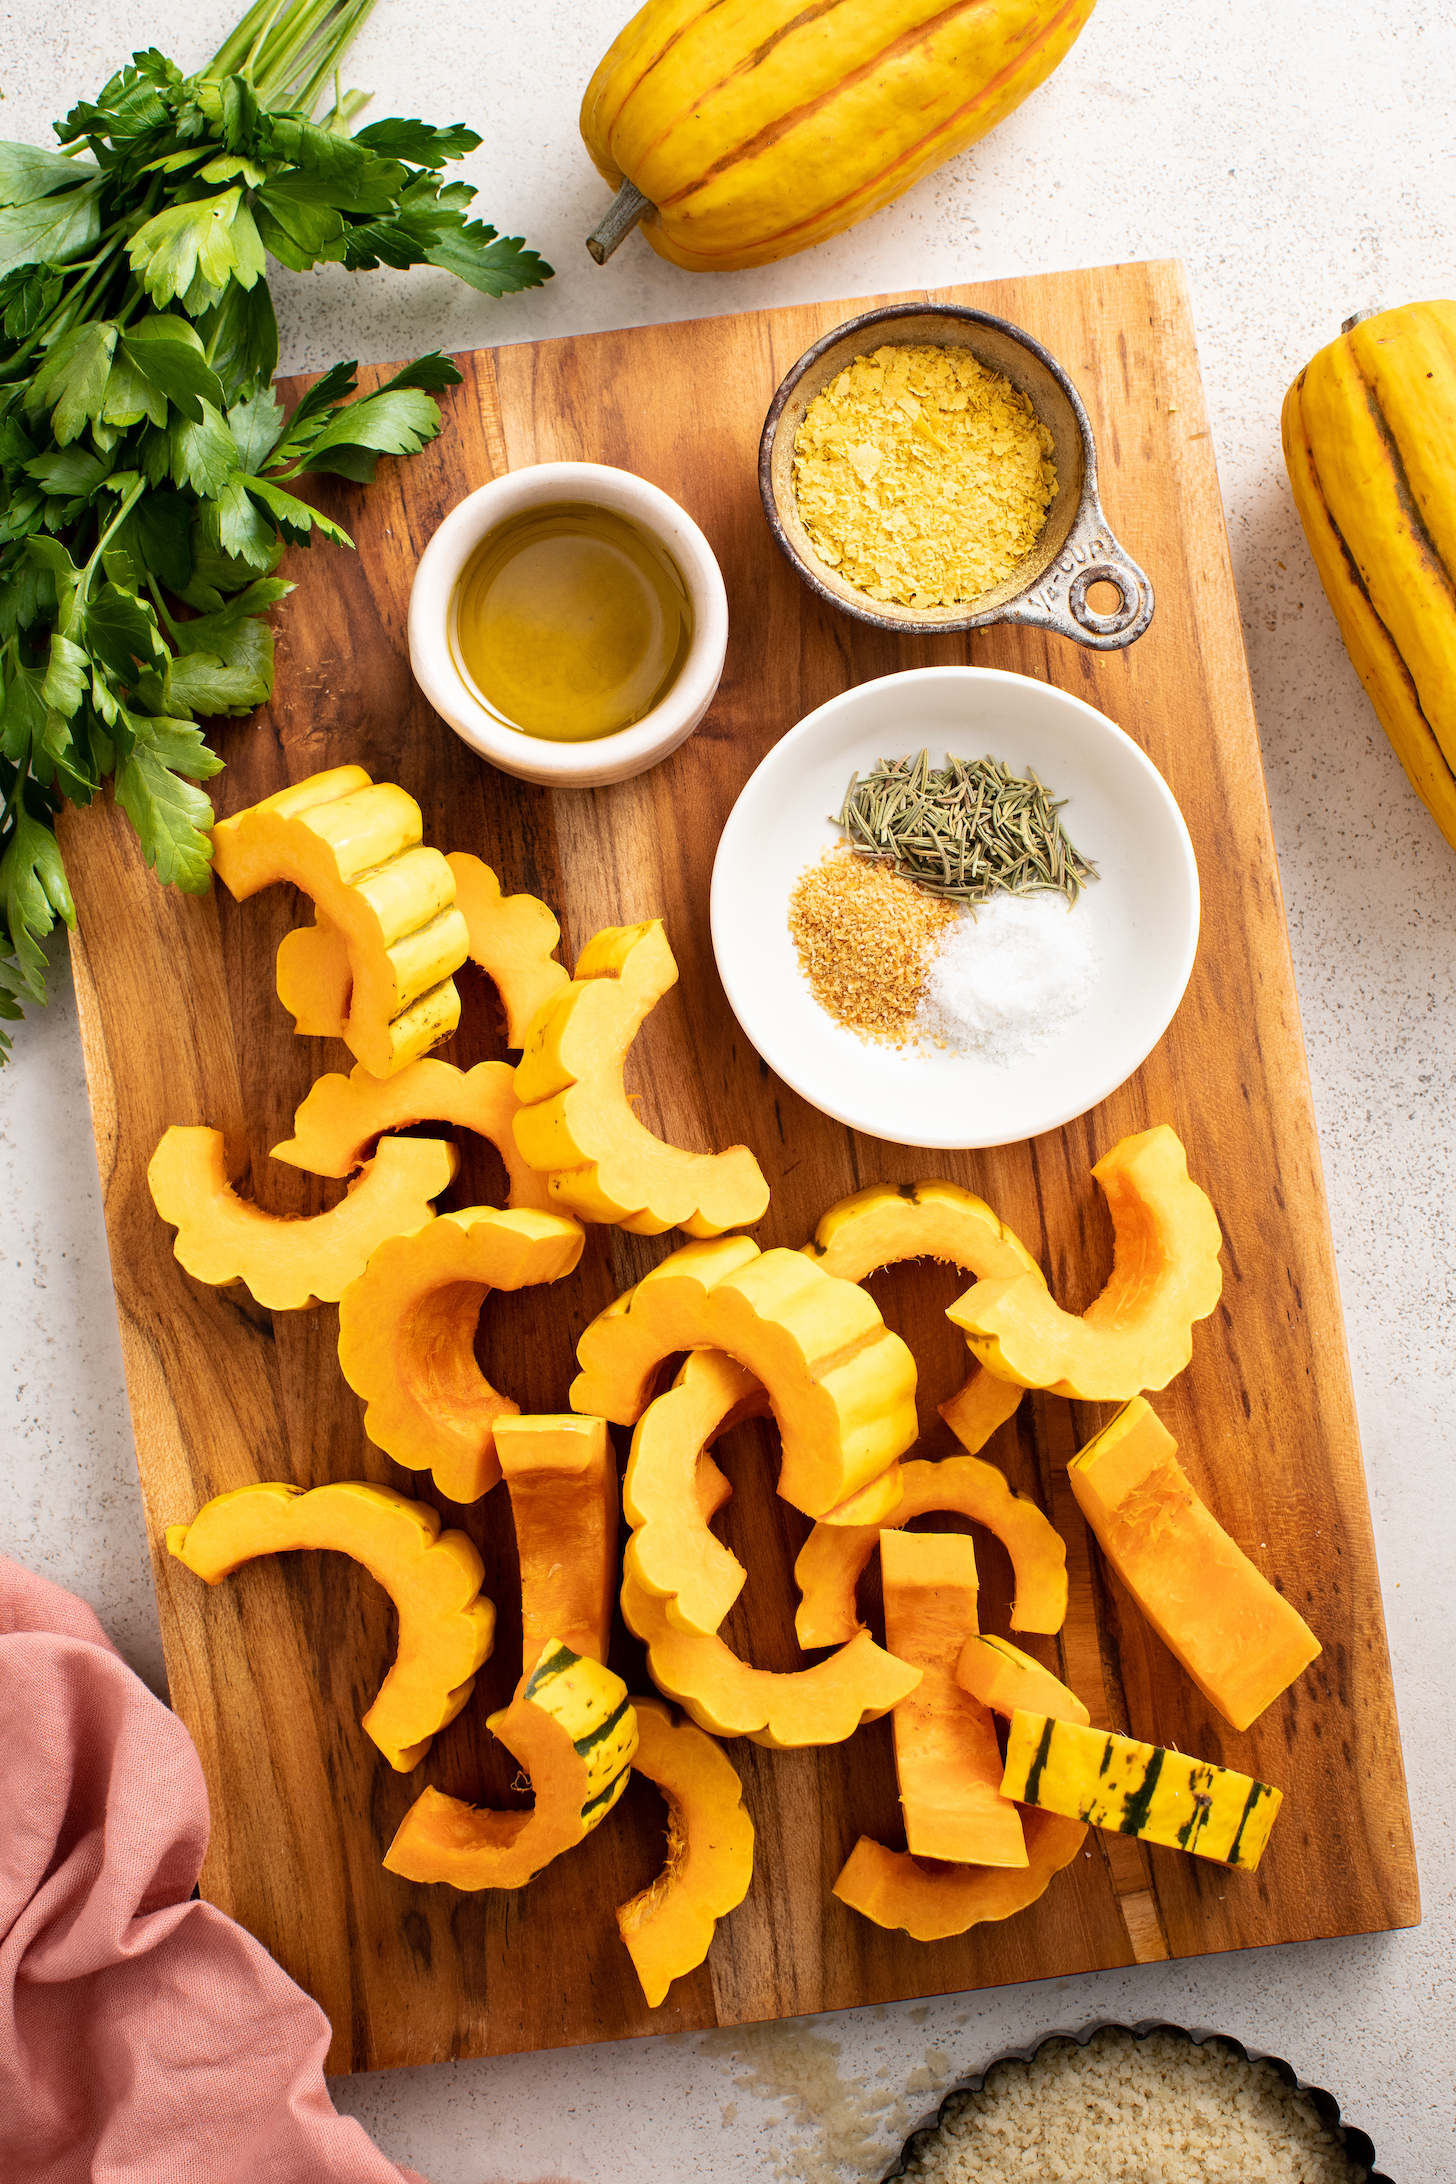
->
xmin=835 ymin=750 xmax=1098 ymax=908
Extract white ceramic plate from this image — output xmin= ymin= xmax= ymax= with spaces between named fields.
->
xmin=710 ymin=666 xmax=1199 ymax=1150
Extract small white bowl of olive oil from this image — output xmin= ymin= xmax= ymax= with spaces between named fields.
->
xmin=408 ymin=461 xmax=729 ymax=788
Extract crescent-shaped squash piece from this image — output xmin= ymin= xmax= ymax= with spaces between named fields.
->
xmin=804 ymin=1176 xmax=1045 ymax=1458
xmin=383 ymin=1641 xmax=638 ymax=1889
xmin=272 ymin=1057 xmax=549 ymax=1210
xmin=498 ymin=1414 xmax=619 ymax=1670
xmin=166 ymin=1480 xmax=495 ymax=1771
xmin=947 ymin=1126 xmax=1223 ymax=1399
xmin=572 ymin=1235 xmax=916 ymax=1524
xmin=621 ymin=1568 xmax=919 ymax=1750
xmin=513 ymin=919 xmax=770 ymax=1237
xmin=615 ymin=1697 xmax=754 ymax=2008
xmin=955 ymin=1634 xmax=1090 ymax=1726
xmin=148 ymin=1127 xmax=457 ymax=1309
xmin=337 ymin=1206 xmax=585 ymax=1503
xmin=623 ymin=1349 xmax=768 ymax=1637
xmin=211 ymin=766 xmax=469 ymax=1077
xmin=832 ymin=1809 xmax=1088 ymax=1942
xmin=880 ymin=1530 xmax=1026 ymax=1868
xmin=447 ymin=853 xmax=570 ymax=1047
xmin=1068 ymin=1398 xmax=1320 ymax=1730
xmin=793 ymin=1453 xmax=1068 ymax=1649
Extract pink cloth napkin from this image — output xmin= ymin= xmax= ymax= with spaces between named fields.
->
xmin=0 ymin=1555 xmax=430 ymax=2184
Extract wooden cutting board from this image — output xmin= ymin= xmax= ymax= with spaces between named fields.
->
xmin=62 ymin=260 xmax=1419 ymax=2076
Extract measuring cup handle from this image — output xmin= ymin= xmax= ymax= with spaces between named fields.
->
xmin=1001 ymin=494 xmax=1155 ymax=650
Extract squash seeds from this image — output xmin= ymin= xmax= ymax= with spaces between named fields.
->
xmin=792 ymin=343 xmax=1057 ymax=608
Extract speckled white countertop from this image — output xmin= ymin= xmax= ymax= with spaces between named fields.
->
xmin=4 ymin=4 xmax=1454 ymax=2178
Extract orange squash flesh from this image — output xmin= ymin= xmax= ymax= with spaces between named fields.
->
xmin=955 ymin=1634 xmax=1090 ymax=1726
xmin=620 ymin=1569 xmax=919 ymax=1750
xmin=880 ymin=1530 xmax=1026 ymax=1868
xmin=513 ymin=919 xmax=770 ymax=1237
xmin=805 ymin=1176 xmax=1044 ymax=1461
xmin=337 ymin=1206 xmax=585 ymax=1503
xmin=166 ymin=1480 xmax=495 ymax=1771
xmin=272 ymin=1057 xmax=549 ymax=1210
xmin=622 ymin=1349 xmax=768 ymax=1637
xmin=793 ymin=1453 xmax=1067 ymax=1649
xmin=1069 ymin=1398 xmax=1321 ymax=1731
xmin=211 ymin=766 xmax=469 ymax=1077
xmin=615 ymin=1697 xmax=754 ymax=2008
xmin=498 ymin=1414 xmax=619 ymax=1672
xmin=447 ymin=853 xmax=571 ymax=1048
xmin=832 ymin=1809 xmax=1087 ymax=1942
xmin=571 ymin=1234 xmax=916 ymax=1523
xmin=384 ymin=1640 xmax=637 ymax=1890
xmin=148 ymin=1126 xmax=457 ymax=1309
xmin=947 ymin=1126 xmax=1224 ymax=1399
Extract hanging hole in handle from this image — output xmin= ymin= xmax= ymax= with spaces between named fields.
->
xmin=1069 ymin=564 xmax=1140 ymax=636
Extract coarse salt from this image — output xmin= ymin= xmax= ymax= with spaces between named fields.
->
xmin=916 ymin=890 xmax=1098 ymax=1062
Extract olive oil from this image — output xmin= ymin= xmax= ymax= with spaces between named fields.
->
xmin=450 ymin=502 xmax=693 ymax=742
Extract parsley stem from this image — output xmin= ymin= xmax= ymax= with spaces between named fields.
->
xmin=80 ymin=475 xmax=147 ymax=606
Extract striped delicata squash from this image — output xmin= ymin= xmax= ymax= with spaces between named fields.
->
xmin=581 ymin=0 xmax=1100 ymax=272
xmin=1282 ymin=301 xmax=1456 ymax=849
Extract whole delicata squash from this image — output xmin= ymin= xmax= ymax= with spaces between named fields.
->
xmin=581 ymin=0 xmax=1099 ymax=274
xmin=447 ymin=853 xmax=571 ymax=1047
xmin=337 ymin=1206 xmax=585 ymax=1504
xmin=1281 ymin=302 xmax=1456 ymax=850
xmin=384 ymin=1640 xmax=638 ymax=1890
xmin=513 ymin=919 xmax=770 ymax=1238
xmin=211 ymin=765 xmax=469 ymax=1077
xmin=1068 ymin=1398 xmax=1320 ymax=1731
xmin=794 ymin=1451 xmax=1067 ymax=1648
xmin=622 ymin=1349 xmax=768 ymax=1638
xmin=615 ymin=1697 xmax=754 ymax=2009
xmin=167 ymin=1481 xmax=495 ymax=1771
xmin=804 ymin=1178 xmax=1044 ymax=1455
xmin=148 ymin=1127 xmax=456 ymax=1309
xmin=571 ymin=1233 xmax=917 ymax=1523
xmin=947 ymin=1126 xmax=1223 ymax=1400
xmin=272 ymin=1057 xmax=549 ymax=1210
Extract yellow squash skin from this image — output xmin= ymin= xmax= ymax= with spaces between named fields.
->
xmin=570 ymin=1233 xmax=917 ymax=1522
xmin=167 ymin=1480 xmax=495 ymax=1771
xmin=272 ymin=1057 xmax=549 ymax=1211
xmin=1282 ymin=301 xmax=1456 ymax=848
xmin=622 ymin=1349 xmax=768 ymax=1638
xmin=513 ymin=920 xmax=770 ymax=1238
xmin=582 ymin=0 xmax=1100 ymax=272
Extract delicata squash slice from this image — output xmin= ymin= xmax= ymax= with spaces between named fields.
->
xmin=211 ymin=765 xmax=469 ymax=1078
xmin=167 ymin=1481 xmax=495 ymax=1771
xmin=803 ymin=1178 xmax=1045 ymax=1455
xmin=615 ymin=1697 xmax=754 ymax=2009
xmin=571 ymin=1233 xmax=917 ymax=1523
xmin=337 ymin=1206 xmax=585 ymax=1504
xmin=794 ymin=1452 xmax=1067 ymax=1649
xmin=148 ymin=1126 xmax=456 ymax=1309
xmin=273 ymin=1057 xmax=549 ymax=1211
xmin=446 ymin=853 xmax=570 ymax=1047
xmin=947 ymin=1126 xmax=1223 ymax=1400
xmin=832 ymin=1809 xmax=1087 ymax=1944
xmin=513 ymin=919 xmax=769 ymax=1238
xmin=622 ymin=1349 xmax=768 ymax=1637
xmin=384 ymin=1640 xmax=638 ymax=1890
xmin=497 ymin=1414 xmax=619 ymax=1670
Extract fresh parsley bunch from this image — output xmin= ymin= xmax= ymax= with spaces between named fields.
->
xmin=0 ymin=0 xmax=551 ymax=1056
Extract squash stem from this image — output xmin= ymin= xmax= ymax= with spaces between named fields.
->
xmin=586 ymin=179 xmax=653 ymax=265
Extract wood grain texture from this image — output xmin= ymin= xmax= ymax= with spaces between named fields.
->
xmin=62 ymin=262 xmax=1418 ymax=2075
